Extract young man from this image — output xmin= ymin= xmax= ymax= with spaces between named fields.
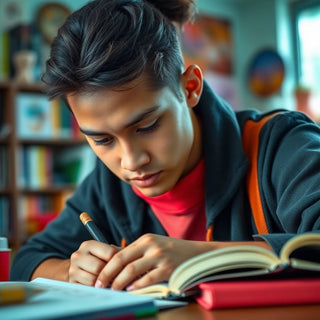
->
xmin=11 ymin=0 xmax=320 ymax=292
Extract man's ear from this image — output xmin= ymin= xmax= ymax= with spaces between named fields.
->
xmin=181 ymin=65 xmax=203 ymax=108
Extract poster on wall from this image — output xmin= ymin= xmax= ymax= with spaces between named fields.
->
xmin=247 ymin=48 xmax=285 ymax=98
xmin=181 ymin=14 xmax=239 ymax=109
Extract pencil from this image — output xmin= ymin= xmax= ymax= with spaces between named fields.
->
xmin=80 ymin=212 xmax=108 ymax=243
xmin=0 ymin=285 xmax=44 ymax=305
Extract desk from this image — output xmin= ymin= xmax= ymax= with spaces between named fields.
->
xmin=151 ymin=303 xmax=320 ymax=320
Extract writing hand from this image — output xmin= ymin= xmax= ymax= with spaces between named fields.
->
xmin=94 ymin=234 xmax=207 ymax=291
xmin=68 ymin=240 xmax=121 ymax=286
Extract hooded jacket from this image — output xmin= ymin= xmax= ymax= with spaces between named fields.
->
xmin=11 ymin=83 xmax=320 ymax=281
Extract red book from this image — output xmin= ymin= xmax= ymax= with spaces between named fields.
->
xmin=196 ymin=278 xmax=320 ymax=309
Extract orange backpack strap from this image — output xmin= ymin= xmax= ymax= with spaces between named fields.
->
xmin=242 ymin=112 xmax=282 ymax=234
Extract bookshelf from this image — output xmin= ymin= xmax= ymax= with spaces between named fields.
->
xmin=0 ymin=81 xmax=93 ymax=250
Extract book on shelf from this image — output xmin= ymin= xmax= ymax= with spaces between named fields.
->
xmin=19 ymin=194 xmax=61 ymax=237
xmin=0 ymin=146 xmax=9 ymax=189
xmin=53 ymin=145 xmax=96 ymax=185
xmin=18 ymin=145 xmax=94 ymax=189
xmin=16 ymin=93 xmax=53 ymax=139
xmin=0 ymin=196 xmax=10 ymax=237
xmin=15 ymin=92 xmax=83 ymax=140
xmin=131 ymin=233 xmax=320 ymax=300
xmin=51 ymin=99 xmax=82 ymax=139
xmin=0 ymin=31 xmax=10 ymax=80
xmin=18 ymin=145 xmax=52 ymax=189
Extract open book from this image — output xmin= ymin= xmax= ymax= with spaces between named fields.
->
xmin=131 ymin=233 xmax=320 ymax=299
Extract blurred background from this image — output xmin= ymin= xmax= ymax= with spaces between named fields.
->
xmin=0 ymin=0 xmax=319 ymax=249
xmin=0 ymin=0 xmax=319 ymax=116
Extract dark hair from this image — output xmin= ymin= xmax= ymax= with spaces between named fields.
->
xmin=42 ymin=0 xmax=189 ymax=101
xmin=146 ymin=0 xmax=197 ymax=25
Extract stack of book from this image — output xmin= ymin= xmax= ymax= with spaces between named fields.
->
xmin=132 ymin=233 xmax=320 ymax=309
xmin=19 ymin=193 xmax=71 ymax=238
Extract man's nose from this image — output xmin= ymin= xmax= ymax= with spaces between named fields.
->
xmin=120 ymin=141 xmax=150 ymax=171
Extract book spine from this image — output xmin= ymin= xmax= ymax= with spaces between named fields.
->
xmin=0 ymin=146 xmax=8 ymax=189
xmin=0 ymin=31 xmax=10 ymax=80
xmin=38 ymin=146 xmax=46 ymax=188
xmin=45 ymin=148 xmax=53 ymax=187
xmin=22 ymin=146 xmax=29 ymax=188
xmin=28 ymin=146 xmax=40 ymax=188
xmin=51 ymin=99 xmax=61 ymax=138
xmin=20 ymin=194 xmax=59 ymax=237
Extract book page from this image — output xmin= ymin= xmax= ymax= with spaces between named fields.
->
xmin=280 ymin=233 xmax=320 ymax=262
xmin=131 ymin=283 xmax=171 ymax=298
xmin=290 ymin=258 xmax=320 ymax=271
xmin=169 ymin=245 xmax=279 ymax=293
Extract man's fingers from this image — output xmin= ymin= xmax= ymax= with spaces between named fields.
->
xmin=70 ymin=249 xmax=106 ymax=275
xmin=96 ymin=248 xmax=154 ymax=290
xmin=69 ymin=267 xmax=97 ymax=286
xmin=95 ymin=234 xmax=181 ymax=290
xmin=110 ymin=257 xmax=156 ymax=290
xmin=78 ymin=240 xmax=119 ymax=261
xmin=69 ymin=240 xmax=120 ymax=286
xmin=126 ymin=267 xmax=170 ymax=291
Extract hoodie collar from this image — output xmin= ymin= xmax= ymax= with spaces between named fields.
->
xmin=195 ymin=82 xmax=248 ymax=224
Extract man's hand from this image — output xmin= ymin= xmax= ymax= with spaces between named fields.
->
xmin=68 ymin=240 xmax=121 ymax=286
xmin=93 ymin=234 xmax=208 ymax=291
xmin=31 ymin=236 xmax=271 ymax=290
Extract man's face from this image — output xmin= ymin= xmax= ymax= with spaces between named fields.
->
xmin=67 ymin=76 xmax=202 ymax=197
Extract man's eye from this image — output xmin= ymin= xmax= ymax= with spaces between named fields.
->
xmin=93 ymin=137 xmax=113 ymax=146
xmin=138 ymin=118 xmax=160 ymax=133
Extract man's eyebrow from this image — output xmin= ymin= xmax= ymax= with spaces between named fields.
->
xmin=79 ymin=106 xmax=160 ymax=136
xmin=79 ymin=128 xmax=106 ymax=136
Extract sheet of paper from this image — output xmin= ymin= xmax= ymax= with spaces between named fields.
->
xmin=0 ymin=278 xmax=156 ymax=320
